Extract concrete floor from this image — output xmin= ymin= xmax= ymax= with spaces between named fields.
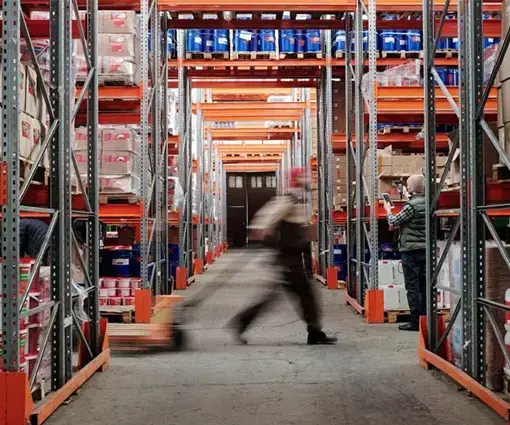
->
xmin=48 ymin=249 xmax=503 ymax=425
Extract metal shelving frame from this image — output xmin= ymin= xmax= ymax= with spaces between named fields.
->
xmin=345 ymin=0 xmax=378 ymax=312
xmin=140 ymin=1 xmax=169 ymax=294
xmin=317 ymin=25 xmax=334 ymax=276
xmin=1 ymin=0 xmax=107 ymax=417
xmin=421 ymin=0 xmax=510 ymax=419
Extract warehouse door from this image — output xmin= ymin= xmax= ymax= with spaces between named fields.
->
xmin=227 ymin=173 xmax=248 ymax=247
xmin=227 ymin=172 xmax=276 ymax=247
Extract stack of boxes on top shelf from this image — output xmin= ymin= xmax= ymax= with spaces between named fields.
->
xmin=0 ymin=262 xmax=53 ymax=395
xmin=332 ymin=80 xmax=347 ymax=210
xmin=74 ymin=11 xmax=140 ymax=85
xmin=8 ymin=29 xmax=52 ymax=179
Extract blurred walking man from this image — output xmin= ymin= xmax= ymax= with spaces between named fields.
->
xmin=228 ymin=168 xmax=337 ymax=345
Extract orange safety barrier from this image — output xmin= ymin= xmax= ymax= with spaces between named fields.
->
xmin=135 ymin=288 xmax=152 ymax=323
xmin=194 ymin=258 xmax=204 ymax=275
xmin=418 ymin=316 xmax=510 ymax=421
xmin=175 ymin=266 xmax=188 ymax=290
xmin=1 ymin=319 xmax=110 ymax=425
xmin=206 ymin=251 xmax=214 ymax=265
xmin=326 ymin=267 xmax=339 ymax=290
xmin=364 ymin=289 xmax=384 ymax=324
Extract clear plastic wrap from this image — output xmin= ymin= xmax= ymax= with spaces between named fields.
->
xmin=168 ymin=176 xmax=184 ymax=210
xmin=362 ymin=59 xmax=422 ymax=96
xmin=75 ymin=150 xmax=140 ymax=176
xmin=484 ymin=42 xmax=500 ymax=84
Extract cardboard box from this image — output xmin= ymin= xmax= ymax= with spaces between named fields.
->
xmin=99 ymin=11 xmax=137 ymax=34
xmin=100 ymin=57 xmax=138 ymax=84
xmin=101 ymin=128 xmax=140 ymax=152
xmin=99 ymin=34 xmax=136 ymax=58
xmin=28 ymin=117 xmax=43 ymax=162
xmin=25 ymin=65 xmax=39 ymax=118
xmin=19 ymin=63 xmax=27 ymax=113
xmin=20 ymin=113 xmax=32 ymax=159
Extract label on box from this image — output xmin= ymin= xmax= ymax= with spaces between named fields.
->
xmin=112 ymin=258 xmax=129 ymax=266
xmin=22 ymin=119 xmax=31 ymax=138
xmin=33 ymin=126 xmax=41 ymax=145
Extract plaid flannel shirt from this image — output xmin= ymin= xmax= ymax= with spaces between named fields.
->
xmin=387 ymin=203 xmax=415 ymax=227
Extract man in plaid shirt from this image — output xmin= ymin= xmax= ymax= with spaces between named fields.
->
xmin=384 ymin=175 xmax=426 ymax=331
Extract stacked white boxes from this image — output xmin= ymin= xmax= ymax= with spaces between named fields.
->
xmin=73 ymin=11 xmax=139 ymax=84
xmin=73 ymin=127 xmax=141 ymax=195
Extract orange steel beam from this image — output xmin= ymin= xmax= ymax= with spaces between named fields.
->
xmin=156 ymin=0 xmax=500 ymax=11
xmin=174 ymin=58 xmax=328 ymax=68
xmin=332 ymin=132 xmax=450 ymax=152
xmin=222 ymin=156 xmax=283 ymax=163
xmin=197 ymin=101 xmax=309 ymax=111
xmin=217 ymin=144 xmax=287 ymax=153
xmin=376 ymin=85 xmax=497 ymax=100
xmin=208 ymin=127 xmax=297 ymax=140
xmin=171 ymin=80 xmax=316 ymax=89
xmin=202 ymin=112 xmax=303 ymax=121
xmin=72 ymin=0 xmax=501 ymax=12
xmin=224 ymin=164 xmax=279 ymax=172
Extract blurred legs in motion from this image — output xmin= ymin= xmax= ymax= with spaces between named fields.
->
xmin=229 ymin=252 xmax=336 ymax=345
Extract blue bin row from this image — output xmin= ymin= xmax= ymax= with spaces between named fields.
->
xmin=434 ymin=67 xmax=459 ymax=86
xmin=187 ymin=29 xmax=230 ymax=53
xmin=100 ymin=244 xmax=180 ymax=279
xmin=186 ymin=29 xmax=322 ymax=54
xmin=333 ymin=30 xmax=499 ymax=53
xmin=148 ymin=29 xmax=177 ymax=55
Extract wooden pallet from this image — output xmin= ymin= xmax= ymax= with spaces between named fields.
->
xmin=20 ymin=157 xmax=48 ymax=186
xmin=231 ymin=51 xmax=278 ymax=60
xmin=98 ymin=75 xmax=137 ymax=86
xmin=100 ymin=305 xmax=135 ymax=324
xmin=435 ymin=49 xmax=458 ymax=58
xmin=492 ymin=164 xmax=510 ymax=182
xmin=381 ymin=50 xmax=423 ymax=59
xmin=378 ymin=125 xmax=422 ymax=135
xmin=99 ymin=192 xmax=139 ymax=205
xmin=385 ymin=308 xmax=451 ymax=324
xmin=279 ymin=52 xmax=323 ymax=59
xmin=186 ymin=51 xmax=229 ymax=59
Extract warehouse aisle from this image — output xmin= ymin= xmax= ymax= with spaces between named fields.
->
xmin=48 ymin=250 xmax=502 ymax=425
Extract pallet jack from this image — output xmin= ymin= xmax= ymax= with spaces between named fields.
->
xmin=107 ymin=249 xmax=245 ymax=352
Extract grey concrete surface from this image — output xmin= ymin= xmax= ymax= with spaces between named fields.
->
xmin=48 ymin=249 xmax=504 ymax=425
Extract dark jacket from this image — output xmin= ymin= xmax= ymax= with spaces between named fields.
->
xmin=399 ymin=195 xmax=426 ymax=252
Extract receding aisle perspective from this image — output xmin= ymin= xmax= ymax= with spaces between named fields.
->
xmin=46 ymin=250 xmax=501 ymax=425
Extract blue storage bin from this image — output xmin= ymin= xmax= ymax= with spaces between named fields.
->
xmin=186 ymin=29 xmax=203 ymax=53
xmin=483 ymin=37 xmax=500 ymax=48
xmin=306 ymin=29 xmax=321 ymax=53
xmin=130 ymin=244 xmax=141 ymax=277
xmin=234 ymin=29 xmax=255 ymax=52
xmin=169 ymin=244 xmax=180 ymax=263
xmin=280 ymin=29 xmax=296 ymax=53
xmin=447 ymin=68 xmax=459 ymax=86
xmin=437 ymin=38 xmax=448 ymax=50
xmin=167 ymin=29 xmax=176 ymax=54
xmin=213 ymin=29 xmax=229 ymax=52
xmin=380 ymin=30 xmax=397 ymax=51
xmin=395 ymin=31 xmax=407 ymax=51
xmin=334 ymin=30 xmax=346 ymax=52
xmin=435 ymin=67 xmax=448 ymax=86
xmin=259 ymin=29 xmax=276 ymax=52
xmin=110 ymin=247 xmax=133 ymax=278
xmin=337 ymin=262 xmax=348 ymax=281
xmin=447 ymin=37 xmax=459 ymax=50
xmin=333 ymin=244 xmax=348 ymax=263
xmin=295 ymin=30 xmax=306 ymax=53
xmin=407 ymin=30 xmax=422 ymax=51
xmin=202 ymin=30 xmax=214 ymax=53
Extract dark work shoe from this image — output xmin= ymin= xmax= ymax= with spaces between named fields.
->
xmin=307 ymin=330 xmax=337 ymax=345
xmin=226 ymin=317 xmax=248 ymax=345
xmin=398 ymin=322 xmax=419 ymax=332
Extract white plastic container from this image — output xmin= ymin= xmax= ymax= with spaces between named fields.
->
xmin=382 ymin=284 xmax=400 ymax=310
xmin=378 ymin=260 xmax=394 ymax=286
xmin=505 ymin=330 xmax=510 ymax=377
xmin=117 ymin=278 xmax=131 ymax=289
xmin=103 ymin=278 xmax=117 ymax=289
xmin=119 ymin=288 xmax=131 ymax=297
xmin=99 ymin=288 xmax=109 ymax=298
xmin=107 ymin=288 xmax=117 ymax=297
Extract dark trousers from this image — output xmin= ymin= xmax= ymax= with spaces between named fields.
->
xmin=401 ymin=249 xmax=427 ymax=324
xmin=234 ymin=253 xmax=321 ymax=333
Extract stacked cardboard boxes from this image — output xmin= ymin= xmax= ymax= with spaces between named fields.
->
xmin=73 ymin=127 xmax=141 ymax=195
xmin=74 ymin=11 xmax=139 ymax=84
xmin=334 ymin=155 xmax=347 ymax=208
